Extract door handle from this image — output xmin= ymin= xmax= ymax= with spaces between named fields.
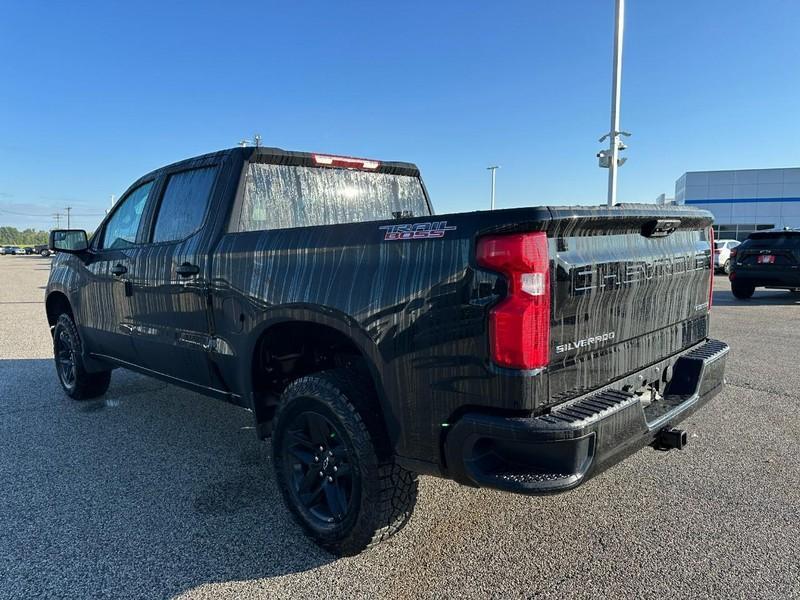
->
xmin=111 ymin=264 xmax=128 ymax=277
xmin=176 ymin=262 xmax=200 ymax=277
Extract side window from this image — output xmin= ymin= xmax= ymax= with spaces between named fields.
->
xmin=152 ymin=167 xmax=217 ymax=243
xmin=101 ymin=181 xmax=154 ymax=250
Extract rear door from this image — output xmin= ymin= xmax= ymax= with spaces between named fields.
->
xmin=548 ymin=208 xmax=713 ymax=396
xmin=127 ymin=165 xmax=220 ymax=388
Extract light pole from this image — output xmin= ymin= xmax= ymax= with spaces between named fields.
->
xmin=65 ymin=206 xmax=72 ymax=229
xmin=487 ymin=165 xmax=500 ymax=210
xmin=598 ymin=0 xmax=630 ymax=207
xmin=238 ymin=134 xmax=262 ymax=148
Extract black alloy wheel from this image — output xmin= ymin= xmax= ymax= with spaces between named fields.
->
xmin=281 ymin=410 xmax=356 ymax=526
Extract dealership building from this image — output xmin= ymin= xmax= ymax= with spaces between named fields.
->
xmin=673 ymin=167 xmax=800 ymax=241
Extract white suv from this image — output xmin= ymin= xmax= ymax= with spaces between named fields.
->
xmin=714 ymin=239 xmax=740 ymax=273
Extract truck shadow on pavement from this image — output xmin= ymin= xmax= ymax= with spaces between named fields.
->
xmin=712 ymin=288 xmax=800 ymax=307
xmin=0 ymin=358 xmax=337 ymax=599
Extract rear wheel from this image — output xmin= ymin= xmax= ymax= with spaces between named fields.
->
xmin=53 ymin=314 xmax=112 ymax=399
xmin=272 ymin=369 xmax=418 ymax=555
xmin=731 ymin=280 xmax=755 ymax=300
xmin=723 ymin=259 xmax=731 ymax=274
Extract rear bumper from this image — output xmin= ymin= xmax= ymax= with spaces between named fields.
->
xmin=731 ymin=268 xmax=800 ymax=288
xmin=444 ymin=339 xmax=729 ymax=494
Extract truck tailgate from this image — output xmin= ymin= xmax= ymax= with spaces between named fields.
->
xmin=546 ymin=205 xmax=713 ymax=402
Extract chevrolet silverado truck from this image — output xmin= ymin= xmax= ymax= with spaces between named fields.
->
xmin=46 ymin=147 xmax=728 ymax=555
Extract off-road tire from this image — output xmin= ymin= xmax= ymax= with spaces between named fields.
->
xmin=272 ymin=368 xmax=418 ymax=555
xmin=53 ymin=314 xmax=111 ymax=400
xmin=731 ymin=281 xmax=755 ymax=300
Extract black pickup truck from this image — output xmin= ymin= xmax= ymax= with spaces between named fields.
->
xmin=46 ymin=147 xmax=728 ymax=555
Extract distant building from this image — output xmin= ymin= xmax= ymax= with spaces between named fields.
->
xmin=674 ymin=167 xmax=800 ymax=240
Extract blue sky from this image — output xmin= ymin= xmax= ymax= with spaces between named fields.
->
xmin=1 ymin=1 xmax=799 ymax=231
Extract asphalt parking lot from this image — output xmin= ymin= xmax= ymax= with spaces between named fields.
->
xmin=1 ymin=255 xmax=798 ymax=599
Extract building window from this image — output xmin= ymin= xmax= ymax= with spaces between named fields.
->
xmin=713 ymin=223 xmax=774 ymax=242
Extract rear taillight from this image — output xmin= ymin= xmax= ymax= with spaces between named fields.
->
xmin=708 ymin=228 xmax=714 ymax=311
xmin=476 ymin=232 xmax=550 ymax=369
xmin=730 ymin=248 xmax=737 ymax=259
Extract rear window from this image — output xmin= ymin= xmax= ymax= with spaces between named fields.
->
xmin=232 ymin=163 xmax=430 ymax=232
xmin=743 ymin=233 xmax=800 ymax=250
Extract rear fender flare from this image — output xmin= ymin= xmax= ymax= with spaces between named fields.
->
xmin=243 ymin=305 xmax=398 ymax=445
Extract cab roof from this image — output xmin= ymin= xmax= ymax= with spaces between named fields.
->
xmin=153 ymin=146 xmax=421 ymax=179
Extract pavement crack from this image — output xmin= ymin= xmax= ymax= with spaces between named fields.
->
xmin=726 ymin=380 xmax=800 ymax=400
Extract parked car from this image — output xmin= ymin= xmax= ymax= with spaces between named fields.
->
xmin=0 ymin=245 xmax=24 ymax=255
xmin=33 ymin=244 xmax=51 ymax=257
xmin=729 ymin=229 xmax=800 ymax=299
xmin=45 ymin=147 xmax=728 ymax=555
xmin=714 ymin=239 xmax=740 ymax=273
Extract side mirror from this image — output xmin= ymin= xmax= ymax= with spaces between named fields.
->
xmin=49 ymin=229 xmax=89 ymax=253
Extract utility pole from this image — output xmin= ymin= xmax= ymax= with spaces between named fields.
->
xmin=65 ymin=206 xmax=72 ymax=229
xmin=598 ymin=0 xmax=630 ymax=207
xmin=53 ymin=213 xmax=62 ymax=229
xmin=487 ymin=166 xmax=500 ymax=210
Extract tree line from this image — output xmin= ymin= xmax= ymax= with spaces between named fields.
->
xmin=0 ymin=226 xmax=50 ymax=246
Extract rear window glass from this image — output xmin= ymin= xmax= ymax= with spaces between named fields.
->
xmin=744 ymin=233 xmax=800 ymax=250
xmin=233 ymin=163 xmax=430 ymax=232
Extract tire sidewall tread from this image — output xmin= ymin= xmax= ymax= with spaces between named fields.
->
xmin=53 ymin=314 xmax=111 ymax=400
xmin=272 ymin=368 xmax=418 ymax=556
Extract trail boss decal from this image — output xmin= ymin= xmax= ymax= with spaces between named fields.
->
xmin=380 ymin=221 xmax=457 ymax=241
xmin=555 ymin=331 xmax=616 ymax=354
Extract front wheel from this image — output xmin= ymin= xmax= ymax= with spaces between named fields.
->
xmin=53 ymin=314 xmax=112 ymax=399
xmin=272 ymin=369 xmax=418 ymax=555
xmin=731 ymin=280 xmax=755 ymax=300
